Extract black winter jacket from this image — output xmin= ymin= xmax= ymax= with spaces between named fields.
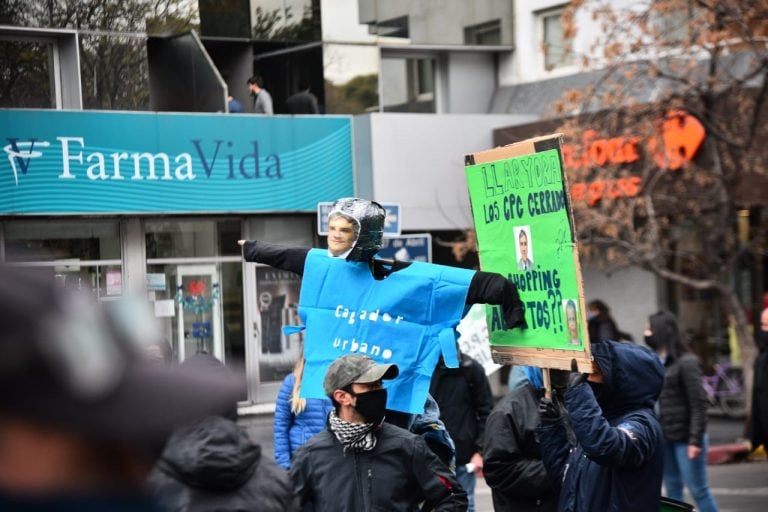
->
xmin=658 ymin=353 xmax=708 ymax=446
xmin=483 ymin=384 xmax=558 ymax=512
xmin=147 ymin=416 xmax=296 ymax=512
xmin=429 ymin=354 xmax=493 ymax=465
xmin=290 ymin=422 xmax=467 ymax=511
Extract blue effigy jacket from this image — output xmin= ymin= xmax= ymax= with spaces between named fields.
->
xmin=538 ymin=341 xmax=665 ymax=512
xmin=294 ymin=249 xmax=474 ymax=414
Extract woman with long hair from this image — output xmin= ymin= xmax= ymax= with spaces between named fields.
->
xmin=273 ymin=344 xmax=333 ymax=470
xmin=645 ymin=311 xmax=719 ymax=512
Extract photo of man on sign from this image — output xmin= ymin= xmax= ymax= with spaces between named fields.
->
xmin=515 ymin=226 xmax=534 ymax=271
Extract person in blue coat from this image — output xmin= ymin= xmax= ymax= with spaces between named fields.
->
xmin=537 ymin=341 xmax=665 ymax=512
xmin=274 ymin=345 xmax=334 ymax=469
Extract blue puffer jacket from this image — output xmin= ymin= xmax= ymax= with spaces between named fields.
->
xmin=538 ymin=341 xmax=665 ymax=512
xmin=274 ymin=373 xmax=333 ymax=469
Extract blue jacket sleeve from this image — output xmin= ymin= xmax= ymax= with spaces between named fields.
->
xmin=565 ymin=381 xmax=659 ymax=468
xmin=537 ymin=420 xmax=571 ymax=487
xmin=274 ymin=374 xmax=296 ymax=469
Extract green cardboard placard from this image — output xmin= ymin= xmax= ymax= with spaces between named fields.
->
xmin=464 ymin=134 xmax=592 ymax=372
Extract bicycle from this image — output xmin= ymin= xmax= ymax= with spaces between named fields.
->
xmin=701 ymin=362 xmax=745 ymax=419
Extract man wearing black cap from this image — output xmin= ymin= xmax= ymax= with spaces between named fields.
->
xmin=290 ymin=354 xmax=467 ymax=511
xmin=0 ymin=265 xmax=243 ymax=511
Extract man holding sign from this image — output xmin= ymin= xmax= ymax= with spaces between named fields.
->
xmin=537 ymin=341 xmax=665 ymax=512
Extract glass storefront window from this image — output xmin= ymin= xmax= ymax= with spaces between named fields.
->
xmin=146 ymin=261 xmax=244 ymax=372
xmin=2 ymin=219 xmax=122 ymax=299
xmin=256 ymin=266 xmax=303 ymax=382
xmin=146 ymin=219 xmax=241 ymax=258
xmin=4 ymin=220 xmax=121 ymax=262
xmin=146 ymin=218 xmax=244 ymax=388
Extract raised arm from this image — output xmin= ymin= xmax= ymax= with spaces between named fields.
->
xmin=238 ymin=240 xmax=310 ymax=276
xmin=465 ymin=271 xmax=527 ymax=330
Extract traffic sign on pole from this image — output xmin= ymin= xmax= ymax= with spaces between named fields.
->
xmin=317 ymin=201 xmax=402 ymax=236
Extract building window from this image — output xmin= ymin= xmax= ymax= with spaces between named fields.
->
xmin=381 ymin=56 xmax=435 ymax=113
xmin=464 ymin=19 xmax=502 ymax=45
xmin=368 ymin=16 xmax=409 ymax=38
xmin=414 ymin=59 xmax=434 ymax=99
xmin=540 ymin=7 xmax=574 ymax=70
xmin=0 ymin=40 xmax=55 ymax=108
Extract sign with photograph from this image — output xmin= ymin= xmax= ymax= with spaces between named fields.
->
xmin=464 ymin=134 xmax=592 ymax=372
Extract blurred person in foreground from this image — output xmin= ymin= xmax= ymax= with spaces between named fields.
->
xmin=484 ymin=366 xmax=567 ymax=512
xmin=646 ymin=311 xmax=719 ymax=512
xmin=751 ymin=307 xmax=768 ymax=453
xmin=537 ymin=341 xmax=665 ymax=512
xmin=290 ymin=354 xmax=467 ymax=511
xmin=0 ymin=265 xmax=243 ymax=511
xmin=147 ymin=353 xmax=296 ymax=511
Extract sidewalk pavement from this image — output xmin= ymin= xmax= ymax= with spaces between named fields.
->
xmin=708 ymin=440 xmax=753 ymax=465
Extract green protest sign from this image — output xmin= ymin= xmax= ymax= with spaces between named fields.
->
xmin=465 ymin=135 xmax=592 ymax=371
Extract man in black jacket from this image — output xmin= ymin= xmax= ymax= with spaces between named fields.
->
xmin=430 ymin=352 xmax=493 ymax=511
xmin=290 ymin=354 xmax=467 ymax=511
xmin=483 ymin=366 xmax=565 ymax=512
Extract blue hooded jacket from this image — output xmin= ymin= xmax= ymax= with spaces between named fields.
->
xmin=273 ymin=372 xmax=333 ymax=469
xmin=538 ymin=341 xmax=665 ymax=512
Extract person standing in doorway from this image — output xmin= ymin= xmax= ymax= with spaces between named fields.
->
xmin=645 ymin=311 xmax=719 ymax=512
xmin=247 ymin=75 xmax=273 ymax=115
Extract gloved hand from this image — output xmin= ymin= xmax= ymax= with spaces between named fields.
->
xmin=538 ymin=396 xmax=561 ymax=424
xmin=567 ymin=358 xmax=588 ymax=389
xmin=501 ymin=279 xmax=527 ymax=330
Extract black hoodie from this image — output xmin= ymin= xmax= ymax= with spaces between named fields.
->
xmin=147 ymin=416 xmax=296 ymax=512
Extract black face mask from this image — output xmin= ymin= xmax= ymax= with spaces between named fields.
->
xmin=644 ymin=334 xmax=659 ymax=351
xmin=352 ymin=388 xmax=388 ymax=425
xmin=757 ymin=330 xmax=768 ymax=352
